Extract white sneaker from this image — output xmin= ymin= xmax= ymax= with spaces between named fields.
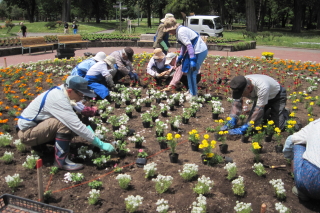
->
xmin=186 ymin=93 xmax=193 ymax=102
xmin=184 ymin=90 xmax=190 ymax=96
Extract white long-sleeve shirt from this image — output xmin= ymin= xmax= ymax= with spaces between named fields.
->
xmin=17 ymin=85 xmax=95 ymax=142
xmin=291 ymin=118 xmax=320 ymax=168
xmin=147 ymin=57 xmax=167 ymax=77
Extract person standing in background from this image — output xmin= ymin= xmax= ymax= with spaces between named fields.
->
xmin=153 ymin=13 xmax=174 ymax=55
xmin=72 ymin=21 xmax=78 ymax=34
xmin=64 ymin=22 xmax=69 ymax=34
xmin=18 ymin=22 xmax=27 ymax=37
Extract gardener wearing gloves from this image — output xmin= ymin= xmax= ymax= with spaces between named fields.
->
xmin=17 ymin=76 xmax=116 ymax=171
xmin=153 ymin=13 xmax=174 ymax=54
xmin=222 ymin=74 xmax=289 ymax=135
xmin=163 ymin=17 xmax=208 ymax=101
xmin=147 ymin=48 xmax=171 ymax=85
xmin=283 ymin=119 xmax=320 ymax=200
xmin=109 ymin=47 xmax=139 ymax=85
xmin=85 ymin=55 xmax=117 ymax=99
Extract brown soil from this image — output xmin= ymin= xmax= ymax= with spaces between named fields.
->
xmin=0 ymin=56 xmax=320 ymax=213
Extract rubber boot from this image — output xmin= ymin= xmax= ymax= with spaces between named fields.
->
xmin=54 ymin=133 xmax=83 ymax=171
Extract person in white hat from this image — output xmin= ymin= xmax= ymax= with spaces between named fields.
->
xmin=71 ymin=52 xmax=106 ymax=77
xmin=153 ymin=13 xmax=174 ymax=54
xmin=84 ymin=55 xmax=117 ymax=99
xmin=147 ymin=48 xmax=171 ymax=85
xmin=163 ymin=17 xmax=208 ymax=100
xmin=162 ymin=52 xmax=202 ymax=91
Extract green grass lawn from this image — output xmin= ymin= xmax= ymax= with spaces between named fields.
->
xmin=1 ymin=19 xmax=320 ymax=49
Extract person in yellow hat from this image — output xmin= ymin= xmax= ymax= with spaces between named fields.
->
xmin=147 ymin=48 xmax=171 ymax=85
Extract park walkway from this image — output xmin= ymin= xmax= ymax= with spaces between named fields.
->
xmin=1 ymin=45 xmax=320 ymax=68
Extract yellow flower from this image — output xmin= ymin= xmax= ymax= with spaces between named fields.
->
xmin=292 ymin=106 xmax=297 ymax=109
xmin=223 ymin=131 xmax=228 ymax=134
xmin=211 ymin=140 xmax=216 ymax=146
xmin=203 ymin=134 xmax=210 ymax=139
xmin=206 ymin=153 xmax=214 ymax=158
xmin=274 ymin=127 xmax=281 ymax=133
xmin=289 ymin=112 xmax=295 ymax=117
xmin=310 ymin=102 xmax=314 ymax=106
xmin=218 ymin=119 xmax=224 ymax=123
xmin=174 ymin=134 xmax=181 ymax=139
xmin=249 ymin=120 xmax=254 ymax=125
xmin=255 ymin=126 xmax=262 ymax=131
xmin=309 ymin=118 xmax=314 ymax=122
xmin=202 ymin=140 xmax=209 ymax=147
xmin=199 ymin=144 xmax=204 ymax=149
xmin=226 ymin=117 xmax=231 ymax=121
xmin=287 ymin=125 xmax=293 ymax=129
xmin=268 ymin=120 xmax=274 ymax=125
xmin=218 ymin=131 xmax=224 ymax=135
xmin=166 ymin=133 xmax=173 ymax=140
xmin=195 ymin=134 xmax=200 ymax=139
xmin=252 ymin=142 xmax=261 ymax=150
xmin=192 ymin=129 xmax=198 ymax=134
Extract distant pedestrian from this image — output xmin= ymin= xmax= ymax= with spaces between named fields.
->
xmin=72 ymin=21 xmax=78 ymax=34
xmin=64 ymin=22 xmax=69 ymax=34
xmin=18 ymin=22 xmax=27 ymax=37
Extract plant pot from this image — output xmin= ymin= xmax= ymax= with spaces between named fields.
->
xmin=156 ymin=98 xmax=161 ymax=104
xmin=156 ymin=131 xmax=164 ymax=137
xmin=214 ymin=133 xmax=222 ymax=141
xmin=117 ymin=150 xmax=127 ymax=158
xmin=219 ymin=144 xmax=228 ymax=154
xmin=115 ymin=103 xmax=121 ymax=108
xmin=191 ymin=112 xmax=196 ymax=118
xmin=159 ymin=141 xmax=168 ymax=149
xmin=169 ymin=106 xmax=175 ymax=111
xmin=275 ymin=144 xmax=283 ymax=153
xmin=112 ymin=125 xmax=120 ymax=131
xmin=142 ymin=121 xmax=151 ymax=128
xmin=125 ymin=100 xmax=131 ymax=105
xmin=241 ymin=135 xmax=250 ymax=143
xmin=212 ymin=113 xmax=219 ymax=119
xmin=264 ymin=134 xmax=273 ymax=142
xmin=152 ymin=116 xmax=158 ymax=122
xmin=101 ymin=117 xmax=107 ymax=123
xmin=169 ymin=153 xmax=179 ymax=163
xmin=126 ymin=111 xmax=133 ymax=118
xmin=135 ymin=107 xmax=141 ymax=112
xmin=182 ymin=117 xmax=189 ymax=124
xmin=170 ymin=124 xmax=178 ymax=132
xmin=174 ymin=100 xmax=179 ymax=106
xmin=190 ymin=143 xmax=199 ymax=151
xmin=161 ymin=111 xmax=168 ymax=117
xmin=135 ymin=142 xmax=143 ymax=148
xmin=201 ymin=155 xmax=211 ymax=165
xmin=136 ymin=158 xmax=147 ymax=168
xmin=145 ymin=102 xmax=151 ymax=107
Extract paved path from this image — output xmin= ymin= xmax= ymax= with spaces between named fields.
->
xmin=1 ymin=45 xmax=320 ymax=68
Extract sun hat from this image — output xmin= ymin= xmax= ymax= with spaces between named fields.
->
xmin=229 ymin=75 xmax=247 ymax=99
xmin=153 ymin=48 xmax=165 ymax=60
xmin=65 ymin=76 xmax=96 ymax=98
xmin=92 ymin=51 xmax=106 ymax=62
xmin=104 ymin=55 xmax=116 ymax=68
xmin=165 ymin=52 xmax=177 ymax=64
xmin=124 ymin=47 xmax=134 ymax=62
xmin=160 ymin=13 xmax=174 ymax=23
xmin=163 ymin=17 xmax=179 ymax=32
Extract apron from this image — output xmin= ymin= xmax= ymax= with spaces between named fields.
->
xmin=85 ymin=75 xmax=109 ymax=99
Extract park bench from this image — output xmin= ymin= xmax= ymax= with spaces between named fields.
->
xmin=57 ymin=34 xmax=88 ymax=49
xmin=20 ymin=37 xmax=54 ymax=55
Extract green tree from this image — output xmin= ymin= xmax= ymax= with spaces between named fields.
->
xmin=4 ymin=0 xmax=36 ymax=23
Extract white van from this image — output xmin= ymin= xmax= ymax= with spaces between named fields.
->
xmin=185 ymin=15 xmax=223 ymax=37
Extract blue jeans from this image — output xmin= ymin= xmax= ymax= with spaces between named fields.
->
xmin=187 ymin=50 xmax=208 ymax=96
xmin=294 ymin=144 xmax=320 ymax=199
xmin=73 ymin=29 xmax=78 ymax=34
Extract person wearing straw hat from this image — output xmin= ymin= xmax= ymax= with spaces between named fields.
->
xmin=153 ymin=13 xmax=174 ymax=54
xmin=17 ymin=76 xmax=116 ymax=171
xmin=71 ymin=52 xmax=107 ymax=77
xmin=163 ymin=17 xmax=208 ymax=101
xmin=84 ymin=55 xmax=117 ymax=99
xmin=162 ymin=52 xmax=202 ymax=92
xmin=147 ymin=48 xmax=171 ymax=85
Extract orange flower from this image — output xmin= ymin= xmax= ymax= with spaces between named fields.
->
xmin=0 ymin=112 xmax=2 ymax=116
xmin=5 ymin=106 xmax=10 ymax=110
xmin=20 ymin=99 xmax=27 ymax=103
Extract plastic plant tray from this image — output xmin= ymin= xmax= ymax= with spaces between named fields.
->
xmin=0 ymin=194 xmax=73 ymax=213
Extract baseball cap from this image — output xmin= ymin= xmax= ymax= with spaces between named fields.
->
xmin=124 ymin=47 xmax=134 ymax=62
xmin=229 ymin=75 xmax=247 ymax=99
xmin=65 ymin=76 xmax=96 ymax=98
xmin=165 ymin=52 xmax=177 ymax=64
xmin=93 ymin=52 xmax=106 ymax=62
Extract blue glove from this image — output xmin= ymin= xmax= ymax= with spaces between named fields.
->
xmin=87 ymin=126 xmax=116 ymax=153
xmin=176 ymin=55 xmax=183 ymax=67
xmin=190 ymin=57 xmax=197 ymax=71
xmin=114 ymin=64 xmax=118 ymax=70
xmin=220 ymin=117 xmax=237 ymax=131
xmin=228 ymin=124 xmax=249 ymax=135
xmin=128 ymin=72 xmax=139 ymax=81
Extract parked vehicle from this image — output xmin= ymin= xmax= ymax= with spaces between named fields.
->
xmin=185 ymin=15 xmax=223 ymax=37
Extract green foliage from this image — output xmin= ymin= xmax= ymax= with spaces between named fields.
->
xmin=44 ymin=22 xmax=57 ymax=29
xmin=88 ymin=180 xmax=103 ymax=189
xmin=49 ymin=166 xmax=59 ymax=175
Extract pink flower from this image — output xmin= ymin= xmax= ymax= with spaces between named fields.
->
xmin=114 ymin=163 xmax=118 ymax=168
xmin=139 ymin=149 xmax=143 ymax=153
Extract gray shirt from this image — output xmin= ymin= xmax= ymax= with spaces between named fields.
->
xmin=17 ymin=85 xmax=95 ymax=142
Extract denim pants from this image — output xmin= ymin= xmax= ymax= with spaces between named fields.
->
xmin=187 ymin=50 xmax=208 ymax=96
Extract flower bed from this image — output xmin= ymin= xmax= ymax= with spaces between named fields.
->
xmin=0 ymin=54 xmax=320 ymax=212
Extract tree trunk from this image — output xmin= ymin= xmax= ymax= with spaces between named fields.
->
xmin=292 ymin=0 xmax=302 ymax=32
xmin=246 ymin=0 xmax=257 ymax=32
xmin=259 ymin=0 xmax=267 ymax=31
xmin=62 ymin=0 xmax=71 ymax=22
xmin=317 ymin=8 xmax=320 ymax=29
xmin=147 ymin=0 xmax=151 ymax=28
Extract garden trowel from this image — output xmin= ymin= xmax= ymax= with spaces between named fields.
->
xmin=263 ymin=164 xmax=286 ymax=169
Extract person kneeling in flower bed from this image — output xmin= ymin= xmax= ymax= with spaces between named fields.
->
xmin=282 ymin=118 xmax=320 ymax=201
xmin=221 ymin=74 xmax=290 ymax=135
xmin=17 ymin=76 xmax=116 ymax=171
